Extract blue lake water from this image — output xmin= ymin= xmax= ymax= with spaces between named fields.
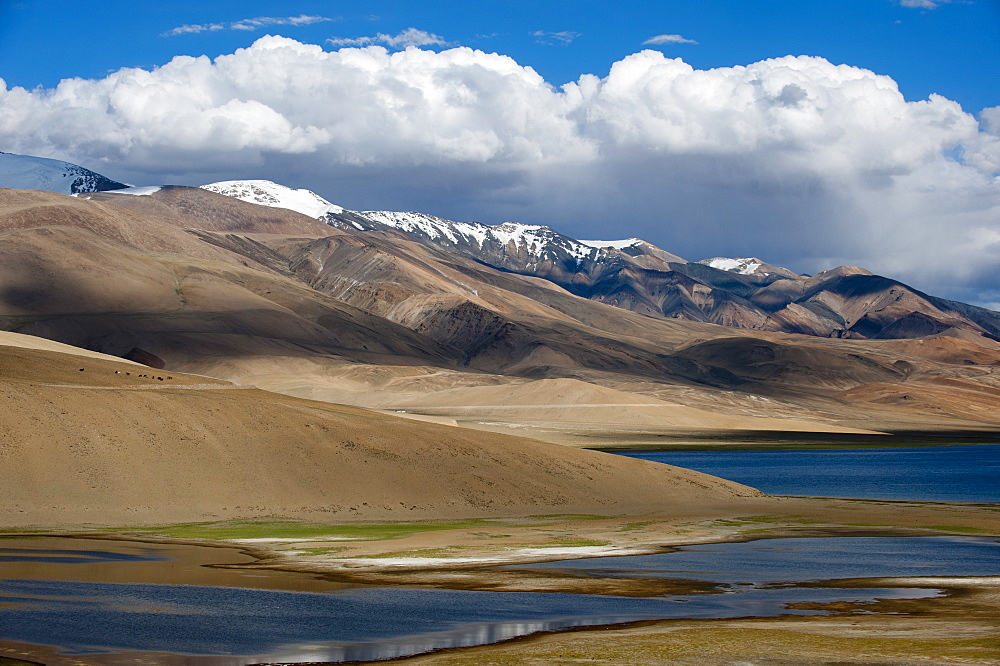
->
xmin=513 ymin=535 xmax=1000 ymax=583
xmin=0 ymin=577 xmax=932 ymax=664
xmin=1 ymin=535 xmax=997 ymax=664
xmin=615 ymin=444 xmax=1000 ymax=501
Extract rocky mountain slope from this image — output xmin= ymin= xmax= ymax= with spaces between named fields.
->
xmin=2 ymin=152 xmax=995 ymax=345
xmin=0 ymin=188 xmax=453 ymax=371
xmin=201 ymin=178 xmax=1000 ymax=344
xmin=343 ymin=211 xmax=1000 ymax=343
xmin=67 ymin=184 xmax=1000 ymax=436
xmin=0 ymin=156 xmax=997 ymax=434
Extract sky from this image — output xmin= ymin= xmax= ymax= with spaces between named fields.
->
xmin=1 ymin=0 xmax=999 ymax=306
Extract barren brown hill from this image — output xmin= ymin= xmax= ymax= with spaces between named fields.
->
xmin=0 ymin=337 xmax=762 ymax=528
xmin=238 ymin=216 xmax=1000 ymax=433
xmin=42 ymin=188 xmax=757 ymax=382
xmin=312 ymin=205 xmax=1000 ymax=343
xmin=2 ymin=186 xmax=999 ymax=438
xmin=387 ymin=376 xmax=881 ymax=435
xmin=87 ymin=186 xmax=335 ymax=236
xmin=0 ymin=188 xmax=453 ymax=369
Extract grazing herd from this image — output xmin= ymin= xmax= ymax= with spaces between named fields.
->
xmin=79 ymin=368 xmax=173 ymax=381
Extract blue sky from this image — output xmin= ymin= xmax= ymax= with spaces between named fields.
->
xmin=1 ymin=0 xmax=999 ymax=305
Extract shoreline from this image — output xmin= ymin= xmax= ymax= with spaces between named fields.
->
xmin=2 ymin=496 xmax=998 ymax=664
xmin=1 ymin=551 xmax=997 ymax=665
xmin=373 ymin=576 xmax=1000 ymax=665
xmin=585 ymin=431 xmax=1000 ymax=452
xmin=4 ymin=494 xmax=999 ymax=582
xmin=3 ymin=573 xmax=995 ymax=666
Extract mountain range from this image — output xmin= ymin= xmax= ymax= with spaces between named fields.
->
xmin=202 ymin=178 xmax=1000 ymax=344
xmin=5 ymin=154 xmax=996 ymax=345
xmin=1 ymin=152 xmax=998 ymax=444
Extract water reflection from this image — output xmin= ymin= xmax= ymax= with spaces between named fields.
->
xmin=0 ymin=578 xmax=934 ymax=664
xmin=0 ymin=537 xmax=353 ymax=592
xmin=0 ymin=536 xmax=992 ymax=664
xmin=0 ymin=546 xmax=169 ymax=565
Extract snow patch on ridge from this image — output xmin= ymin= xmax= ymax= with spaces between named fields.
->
xmin=579 ymin=238 xmax=643 ymax=250
xmin=201 ymin=180 xmax=344 ymax=218
xmin=195 ymin=175 xmax=669 ymax=270
xmin=359 ymin=210 xmax=471 ymax=244
xmin=701 ymin=257 xmax=764 ymax=275
xmin=105 ymin=185 xmax=163 ymax=196
xmin=359 ymin=211 xmax=600 ymax=263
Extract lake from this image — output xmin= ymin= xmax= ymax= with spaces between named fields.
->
xmin=2 ymin=445 xmax=998 ymax=663
xmin=614 ymin=444 xmax=1000 ymax=501
xmin=2 ymin=534 xmax=997 ymax=664
xmin=511 ymin=535 xmax=1000 ymax=582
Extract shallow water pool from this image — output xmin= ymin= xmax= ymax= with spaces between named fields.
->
xmin=2 ymin=535 xmax=995 ymax=664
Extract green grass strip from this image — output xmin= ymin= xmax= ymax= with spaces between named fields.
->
xmin=123 ymin=518 xmax=494 ymax=542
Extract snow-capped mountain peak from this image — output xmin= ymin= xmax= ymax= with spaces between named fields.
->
xmin=355 ymin=211 xmax=600 ymax=262
xmin=580 ymin=238 xmax=644 ymax=250
xmin=698 ymin=256 xmax=799 ymax=279
xmin=0 ymin=151 xmax=126 ymax=195
xmin=702 ymin=257 xmax=764 ymax=275
xmin=199 ymin=175 xmax=691 ymax=275
xmin=198 ymin=176 xmax=668 ymax=268
xmin=489 ymin=221 xmax=591 ymax=258
xmin=355 ymin=210 xmax=477 ymax=243
xmin=200 ymin=180 xmax=343 ymax=218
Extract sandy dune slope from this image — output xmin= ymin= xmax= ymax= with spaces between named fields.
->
xmin=386 ymin=377 xmax=881 ymax=434
xmin=0 ymin=339 xmax=762 ymax=528
xmin=0 ymin=330 xmax=148 ymax=363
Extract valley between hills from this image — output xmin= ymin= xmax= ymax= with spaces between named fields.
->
xmin=0 ymin=172 xmax=999 ymax=664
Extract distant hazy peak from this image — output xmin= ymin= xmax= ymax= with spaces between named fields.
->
xmin=200 ymin=179 xmax=344 ymax=218
xmin=0 ymin=151 xmax=125 ymax=195
xmin=812 ymin=265 xmax=874 ymax=279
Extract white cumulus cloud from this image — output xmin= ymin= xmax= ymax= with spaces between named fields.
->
xmin=964 ymin=106 xmax=1000 ymax=174
xmin=643 ymin=34 xmax=698 ymax=45
xmin=0 ymin=36 xmax=997 ymax=304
